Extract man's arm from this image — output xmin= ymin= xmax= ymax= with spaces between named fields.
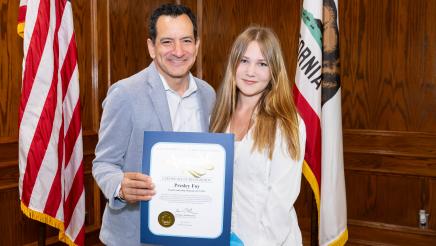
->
xmin=92 ymin=84 xmax=134 ymax=209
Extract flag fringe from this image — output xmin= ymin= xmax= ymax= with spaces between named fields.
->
xmin=327 ymin=228 xmax=348 ymax=246
xmin=303 ymin=162 xmax=348 ymax=246
xmin=302 ymin=160 xmax=320 ymax=214
xmin=20 ymin=201 xmax=77 ymax=246
xmin=17 ymin=23 xmax=24 ymax=38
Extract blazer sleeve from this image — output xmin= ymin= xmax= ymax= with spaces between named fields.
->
xmin=92 ymin=84 xmax=133 ymax=210
xmin=260 ymin=118 xmax=307 ymax=243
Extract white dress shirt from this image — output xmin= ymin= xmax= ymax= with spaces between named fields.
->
xmin=230 ymin=118 xmax=306 ymax=246
xmin=160 ymin=73 xmax=202 ymax=132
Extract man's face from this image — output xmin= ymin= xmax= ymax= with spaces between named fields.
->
xmin=147 ymin=14 xmax=199 ymax=81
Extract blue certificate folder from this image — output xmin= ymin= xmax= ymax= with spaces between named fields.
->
xmin=141 ymin=131 xmax=234 ymax=246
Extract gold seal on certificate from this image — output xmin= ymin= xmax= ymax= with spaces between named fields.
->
xmin=158 ymin=211 xmax=175 ymax=228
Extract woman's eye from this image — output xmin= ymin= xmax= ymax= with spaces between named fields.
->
xmin=260 ymin=62 xmax=268 ymax=67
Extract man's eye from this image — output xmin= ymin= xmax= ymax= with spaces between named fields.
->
xmin=183 ymin=39 xmax=193 ymax=43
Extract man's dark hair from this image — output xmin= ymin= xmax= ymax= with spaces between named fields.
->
xmin=149 ymin=3 xmax=197 ymax=43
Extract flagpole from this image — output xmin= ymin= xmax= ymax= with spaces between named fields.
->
xmin=311 ymin=195 xmax=318 ymax=246
xmin=38 ymin=222 xmax=46 ymax=246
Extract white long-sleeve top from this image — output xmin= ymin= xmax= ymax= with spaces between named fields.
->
xmin=231 ymin=117 xmax=306 ymax=246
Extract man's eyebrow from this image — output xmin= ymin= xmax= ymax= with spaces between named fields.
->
xmin=159 ymin=37 xmax=174 ymax=41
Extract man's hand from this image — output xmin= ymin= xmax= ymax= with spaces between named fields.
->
xmin=119 ymin=172 xmax=155 ymax=203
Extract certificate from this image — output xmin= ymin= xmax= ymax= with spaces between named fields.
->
xmin=140 ymin=131 xmax=234 ymax=246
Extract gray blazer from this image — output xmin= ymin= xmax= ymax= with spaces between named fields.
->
xmin=92 ymin=62 xmax=216 ymax=245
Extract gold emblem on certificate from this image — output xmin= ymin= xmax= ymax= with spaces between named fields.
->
xmin=158 ymin=211 xmax=175 ymax=228
xmin=187 ymin=163 xmax=215 ymax=178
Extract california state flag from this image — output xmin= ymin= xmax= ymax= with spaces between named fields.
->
xmin=293 ymin=0 xmax=348 ymax=245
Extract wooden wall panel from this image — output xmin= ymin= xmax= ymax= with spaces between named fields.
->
xmin=340 ymin=0 xmax=436 ymax=131
xmin=0 ymin=0 xmax=22 ymax=137
xmin=0 ymin=187 xmax=39 ymax=245
xmin=72 ymin=0 xmax=95 ymax=132
xmin=96 ymin=0 xmax=110 ymax=120
xmin=347 ymin=219 xmax=436 ymax=246
xmin=0 ymin=175 xmax=97 ymax=245
xmin=339 ymin=0 xmax=436 ymax=244
xmin=345 ymin=171 xmax=427 ymax=228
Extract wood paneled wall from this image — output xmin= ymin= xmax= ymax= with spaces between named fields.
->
xmin=1 ymin=0 xmax=435 ymax=245
xmin=340 ymin=0 xmax=436 ymax=245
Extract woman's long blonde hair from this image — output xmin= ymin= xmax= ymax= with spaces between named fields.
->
xmin=210 ymin=26 xmax=300 ymax=160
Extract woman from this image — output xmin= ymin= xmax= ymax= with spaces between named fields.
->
xmin=210 ymin=26 xmax=306 ymax=246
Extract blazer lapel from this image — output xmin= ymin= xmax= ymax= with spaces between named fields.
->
xmin=196 ymin=82 xmax=209 ymax=132
xmin=147 ymin=63 xmax=173 ymax=131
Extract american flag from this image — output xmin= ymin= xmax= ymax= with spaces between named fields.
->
xmin=17 ymin=0 xmax=85 ymax=245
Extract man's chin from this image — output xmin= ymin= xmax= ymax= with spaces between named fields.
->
xmin=168 ymin=66 xmax=193 ymax=77
xmin=155 ymin=62 xmax=194 ymax=79
xmin=169 ymin=73 xmax=190 ymax=79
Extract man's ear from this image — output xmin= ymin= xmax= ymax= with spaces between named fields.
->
xmin=147 ymin=38 xmax=156 ymax=59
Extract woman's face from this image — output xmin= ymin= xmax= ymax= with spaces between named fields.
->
xmin=235 ymin=41 xmax=271 ymax=99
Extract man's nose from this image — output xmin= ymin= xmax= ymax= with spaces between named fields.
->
xmin=172 ymin=41 xmax=184 ymax=57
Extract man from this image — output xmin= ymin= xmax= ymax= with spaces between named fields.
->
xmin=92 ymin=4 xmax=215 ymax=245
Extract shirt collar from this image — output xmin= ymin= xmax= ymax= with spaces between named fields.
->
xmin=159 ymin=73 xmax=198 ymax=97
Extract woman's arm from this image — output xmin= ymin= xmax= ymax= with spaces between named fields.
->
xmin=260 ymin=119 xmax=307 ymax=244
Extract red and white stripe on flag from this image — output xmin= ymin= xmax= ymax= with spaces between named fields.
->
xmin=293 ymin=0 xmax=348 ymax=245
xmin=18 ymin=0 xmax=85 ymax=245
